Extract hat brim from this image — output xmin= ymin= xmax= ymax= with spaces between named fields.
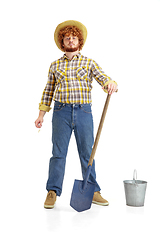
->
xmin=54 ymin=20 xmax=87 ymax=51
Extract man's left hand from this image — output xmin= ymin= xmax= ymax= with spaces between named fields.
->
xmin=102 ymin=82 xmax=118 ymax=95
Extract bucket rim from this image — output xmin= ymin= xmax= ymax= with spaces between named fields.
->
xmin=123 ymin=180 xmax=147 ymax=184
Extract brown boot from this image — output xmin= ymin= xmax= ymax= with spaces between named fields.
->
xmin=92 ymin=191 xmax=109 ymax=206
xmin=44 ymin=191 xmax=57 ymax=209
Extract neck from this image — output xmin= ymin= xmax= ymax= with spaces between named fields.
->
xmin=65 ymin=50 xmax=79 ymax=60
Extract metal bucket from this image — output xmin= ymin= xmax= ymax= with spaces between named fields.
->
xmin=123 ymin=170 xmax=147 ymax=207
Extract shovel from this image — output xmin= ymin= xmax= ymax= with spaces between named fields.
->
xmin=70 ymin=91 xmax=114 ymax=212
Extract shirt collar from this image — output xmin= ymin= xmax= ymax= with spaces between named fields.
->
xmin=63 ymin=52 xmax=81 ymax=60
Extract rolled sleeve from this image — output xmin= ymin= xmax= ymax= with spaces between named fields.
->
xmin=39 ymin=103 xmax=52 ymax=112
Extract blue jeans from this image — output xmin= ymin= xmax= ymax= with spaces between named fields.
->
xmin=46 ymin=101 xmax=101 ymax=196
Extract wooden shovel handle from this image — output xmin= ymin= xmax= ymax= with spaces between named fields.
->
xmin=88 ymin=93 xmax=111 ymax=166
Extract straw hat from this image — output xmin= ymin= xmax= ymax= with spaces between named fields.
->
xmin=54 ymin=20 xmax=87 ymax=51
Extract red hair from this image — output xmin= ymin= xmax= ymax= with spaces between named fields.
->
xmin=58 ymin=26 xmax=84 ymax=51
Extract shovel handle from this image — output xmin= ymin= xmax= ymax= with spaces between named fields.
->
xmin=88 ymin=93 xmax=111 ymax=166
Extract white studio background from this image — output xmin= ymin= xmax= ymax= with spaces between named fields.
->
xmin=0 ymin=0 xmax=160 ymax=239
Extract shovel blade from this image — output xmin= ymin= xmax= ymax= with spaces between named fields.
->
xmin=70 ymin=179 xmax=95 ymax=212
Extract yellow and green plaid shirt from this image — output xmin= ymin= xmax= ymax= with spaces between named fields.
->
xmin=39 ymin=53 xmax=113 ymax=112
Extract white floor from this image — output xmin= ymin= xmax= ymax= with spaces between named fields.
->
xmin=1 ymin=187 xmax=159 ymax=240
xmin=1 ymin=127 xmax=159 ymax=240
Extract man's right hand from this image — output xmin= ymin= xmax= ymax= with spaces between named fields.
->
xmin=35 ymin=110 xmax=46 ymax=128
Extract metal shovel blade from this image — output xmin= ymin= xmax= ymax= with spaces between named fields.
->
xmin=70 ymin=166 xmax=95 ymax=212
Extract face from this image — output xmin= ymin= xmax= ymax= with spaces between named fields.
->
xmin=63 ymin=34 xmax=79 ymax=52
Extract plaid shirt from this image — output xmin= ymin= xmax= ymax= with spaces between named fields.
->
xmin=39 ymin=53 xmax=112 ymax=112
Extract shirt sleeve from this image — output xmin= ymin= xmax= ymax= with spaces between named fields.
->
xmin=91 ymin=60 xmax=113 ymax=86
xmin=39 ymin=65 xmax=56 ymax=112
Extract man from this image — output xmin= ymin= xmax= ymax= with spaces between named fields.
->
xmin=35 ymin=20 xmax=117 ymax=209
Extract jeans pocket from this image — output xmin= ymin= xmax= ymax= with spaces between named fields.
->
xmin=81 ymin=104 xmax=92 ymax=114
xmin=54 ymin=102 xmax=65 ymax=111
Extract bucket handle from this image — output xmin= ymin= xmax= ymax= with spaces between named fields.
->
xmin=133 ymin=169 xmax=137 ymax=181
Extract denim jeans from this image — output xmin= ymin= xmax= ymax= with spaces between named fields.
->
xmin=46 ymin=101 xmax=101 ymax=196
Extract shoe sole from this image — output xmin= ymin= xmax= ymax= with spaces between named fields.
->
xmin=44 ymin=204 xmax=55 ymax=209
xmin=92 ymin=201 xmax=109 ymax=206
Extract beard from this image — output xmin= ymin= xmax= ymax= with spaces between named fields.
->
xmin=63 ymin=45 xmax=79 ymax=52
